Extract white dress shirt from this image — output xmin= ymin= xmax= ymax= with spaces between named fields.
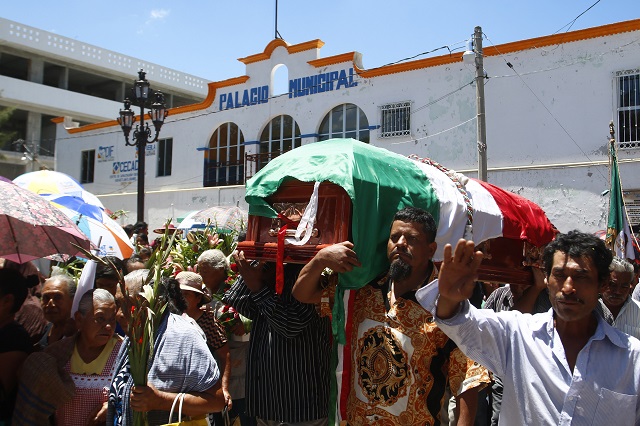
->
xmin=416 ymin=280 xmax=640 ymax=425
xmin=603 ymin=297 xmax=640 ymax=340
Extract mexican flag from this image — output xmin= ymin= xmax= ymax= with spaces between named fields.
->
xmin=606 ymin=141 xmax=636 ymax=260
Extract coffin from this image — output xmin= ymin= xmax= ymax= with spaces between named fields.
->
xmin=238 ymin=179 xmax=544 ymax=285
xmin=237 ymin=180 xmax=352 ymax=263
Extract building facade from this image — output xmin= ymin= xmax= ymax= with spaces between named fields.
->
xmin=54 ymin=19 xmax=640 ymax=233
xmin=0 ymin=17 xmax=209 ymax=178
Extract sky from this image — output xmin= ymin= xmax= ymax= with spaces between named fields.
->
xmin=1 ymin=1 xmax=638 ymax=82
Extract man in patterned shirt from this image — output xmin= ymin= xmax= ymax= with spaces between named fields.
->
xmin=293 ymin=207 xmax=490 ymax=425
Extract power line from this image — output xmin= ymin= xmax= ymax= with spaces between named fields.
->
xmin=483 ymin=32 xmax=609 ymax=184
xmin=553 ymin=0 xmax=602 ymax=34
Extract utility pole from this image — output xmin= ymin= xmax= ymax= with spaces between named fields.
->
xmin=474 ymin=26 xmax=488 ymax=182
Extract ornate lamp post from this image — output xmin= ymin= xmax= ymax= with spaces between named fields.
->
xmin=117 ymin=69 xmax=168 ymax=223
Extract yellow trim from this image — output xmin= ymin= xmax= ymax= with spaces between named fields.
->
xmin=57 ymin=19 xmax=640 ymax=134
xmin=308 ymin=52 xmax=357 ymax=67
xmin=238 ymin=39 xmax=325 ymax=64
xmin=57 ymin=76 xmax=251 ymax=134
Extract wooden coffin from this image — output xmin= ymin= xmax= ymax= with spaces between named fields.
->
xmin=473 ymin=237 xmax=542 ymax=286
xmin=237 ymin=180 xmax=352 ymax=263
xmin=238 ymin=179 xmax=541 ymax=285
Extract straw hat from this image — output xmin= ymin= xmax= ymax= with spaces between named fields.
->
xmin=153 ymin=223 xmax=181 ymax=234
xmin=176 ymin=271 xmax=212 ymax=303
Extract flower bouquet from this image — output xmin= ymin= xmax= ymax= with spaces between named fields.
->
xmin=168 ymin=222 xmax=238 ymax=275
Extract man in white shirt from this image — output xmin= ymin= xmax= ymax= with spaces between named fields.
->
xmin=600 ymin=256 xmax=640 ymax=339
xmin=417 ymin=230 xmax=640 ymax=425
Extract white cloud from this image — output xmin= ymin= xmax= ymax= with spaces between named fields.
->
xmin=150 ymin=9 xmax=170 ymax=20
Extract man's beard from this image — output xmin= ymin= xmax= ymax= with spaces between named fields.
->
xmin=389 ymin=258 xmax=412 ymax=282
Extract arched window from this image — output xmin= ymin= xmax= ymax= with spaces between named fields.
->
xmin=257 ymin=115 xmax=301 ymax=171
xmin=318 ymin=103 xmax=369 ymax=143
xmin=203 ymin=122 xmax=245 ymax=187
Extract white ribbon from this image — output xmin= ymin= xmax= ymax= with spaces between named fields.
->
xmin=72 ymin=259 xmax=97 ymax=316
xmin=285 ymin=181 xmax=320 ymax=246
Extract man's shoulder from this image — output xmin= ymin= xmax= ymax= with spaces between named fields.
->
xmin=600 ymin=315 xmax=640 ymax=354
xmin=628 ymin=297 xmax=640 ymax=310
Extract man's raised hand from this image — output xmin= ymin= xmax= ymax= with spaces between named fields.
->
xmin=436 ymin=239 xmax=483 ymax=319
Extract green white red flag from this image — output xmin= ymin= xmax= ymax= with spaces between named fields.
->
xmin=606 ymin=140 xmax=636 ymax=260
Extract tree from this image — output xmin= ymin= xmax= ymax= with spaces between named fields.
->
xmin=0 ymin=107 xmax=18 ymax=156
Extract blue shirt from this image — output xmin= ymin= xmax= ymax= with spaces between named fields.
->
xmin=416 ymin=280 xmax=640 ymax=425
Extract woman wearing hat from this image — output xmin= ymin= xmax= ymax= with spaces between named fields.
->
xmin=177 ymin=271 xmax=232 ymax=417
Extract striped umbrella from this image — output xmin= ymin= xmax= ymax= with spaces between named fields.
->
xmin=13 ymin=170 xmax=104 ymax=208
xmin=55 ymin=205 xmax=134 ymax=260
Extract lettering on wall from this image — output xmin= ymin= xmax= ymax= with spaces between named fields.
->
xmin=97 ymin=145 xmax=114 ymax=163
xmin=111 ymin=160 xmax=138 ymax=183
xmin=219 ymin=86 xmax=269 ymax=110
xmin=289 ymin=68 xmax=357 ymax=98
xmin=217 ymin=68 xmax=358 ymax=110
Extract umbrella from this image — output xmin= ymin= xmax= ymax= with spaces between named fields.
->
xmin=43 ymin=195 xmax=104 ymax=222
xmin=180 ymin=206 xmax=248 ymax=232
xmin=13 ymin=170 xmax=104 ymax=208
xmin=177 ymin=210 xmax=206 ymax=230
xmin=55 ymin=206 xmax=134 ymax=260
xmin=0 ymin=180 xmax=92 ymax=264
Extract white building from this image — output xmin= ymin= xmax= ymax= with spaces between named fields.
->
xmin=54 ymin=19 xmax=640 ymax=233
xmin=0 ymin=17 xmax=209 ymax=177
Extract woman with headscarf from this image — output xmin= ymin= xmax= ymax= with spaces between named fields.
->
xmin=107 ymin=270 xmax=224 ymax=425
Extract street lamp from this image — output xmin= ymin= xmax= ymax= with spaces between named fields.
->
xmin=117 ymin=69 xmax=168 ymax=223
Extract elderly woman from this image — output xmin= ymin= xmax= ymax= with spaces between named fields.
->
xmin=177 ymin=271 xmax=232 ymax=416
xmin=56 ymin=289 xmax=122 ymax=425
xmin=13 ymin=288 xmax=123 ymax=426
xmin=108 ymin=269 xmax=224 ymax=425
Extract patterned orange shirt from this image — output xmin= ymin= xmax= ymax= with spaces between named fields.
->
xmin=326 ymin=271 xmax=490 ymax=426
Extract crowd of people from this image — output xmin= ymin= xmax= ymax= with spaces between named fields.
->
xmin=1 ymin=210 xmax=640 ymax=425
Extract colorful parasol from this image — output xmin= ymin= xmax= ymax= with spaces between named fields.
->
xmin=13 ymin=170 xmax=104 ymax=208
xmin=55 ymin=205 xmax=134 ymax=259
xmin=0 ymin=180 xmax=92 ymax=263
xmin=179 ymin=206 xmax=248 ymax=232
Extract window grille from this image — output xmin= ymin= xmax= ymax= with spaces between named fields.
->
xmin=625 ymin=191 xmax=640 ymax=227
xmin=379 ymin=101 xmax=411 ymax=138
xmin=157 ymin=138 xmax=173 ymax=177
xmin=80 ymin=149 xmax=95 ymax=184
xmin=616 ymin=69 xmax=640 ymax=149
xmin=257 ymin=115 xmax=302 ymax=172
xmin=318 ymin=103 xmax=370 ymax=143
xmin=204 ymin=123 xmax=245 ymax=187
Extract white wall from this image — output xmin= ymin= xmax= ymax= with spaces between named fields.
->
xmin=55 ymin=25 xmax=640 ymax=233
